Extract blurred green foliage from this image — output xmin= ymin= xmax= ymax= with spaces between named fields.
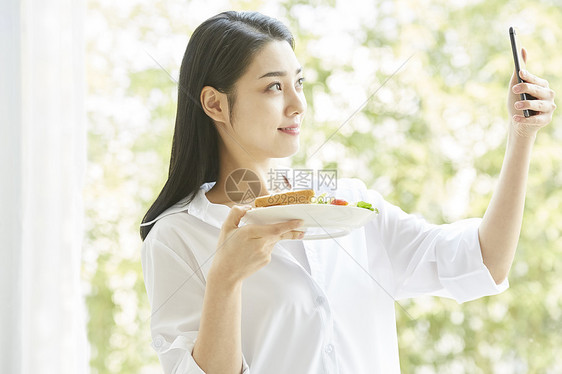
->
xmin=84 ymin=0 xmax=562 ymax=373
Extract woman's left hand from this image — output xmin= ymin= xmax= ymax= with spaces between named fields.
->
xmin=507 ymin=47 xmax=556 ymax=138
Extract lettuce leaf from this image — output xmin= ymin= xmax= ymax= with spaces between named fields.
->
xmin=356 ymin=200 xmax=378 ymax=213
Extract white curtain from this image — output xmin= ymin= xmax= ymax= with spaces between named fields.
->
xmin=0 ymin=0 xmax=89 ymax=373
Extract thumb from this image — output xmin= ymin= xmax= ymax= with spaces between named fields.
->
xmin=223 ymin=205 xmax=252 ymax=230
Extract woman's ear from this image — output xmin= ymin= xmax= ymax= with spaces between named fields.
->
xmin=200 ymin=86 xmax=229 ymax=124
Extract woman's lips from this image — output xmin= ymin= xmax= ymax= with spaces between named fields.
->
xmin=277 ymin=127 xmax=300 ymax=135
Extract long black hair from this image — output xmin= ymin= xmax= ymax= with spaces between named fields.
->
xmin=140 ymin=11 xmax=294 ymax=240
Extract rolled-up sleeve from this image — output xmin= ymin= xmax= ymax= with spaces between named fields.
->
xmin=357 ymin=179 xmax=508 ymax=304
xmin=142 ymin=237 xmax=250 ymax=373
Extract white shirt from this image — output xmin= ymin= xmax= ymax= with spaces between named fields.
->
xmin=141 ymin=175 xmax=508 ymax=374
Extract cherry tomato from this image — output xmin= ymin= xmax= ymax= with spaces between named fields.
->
xmin=330 ymin=198 xmax=348 ymax=206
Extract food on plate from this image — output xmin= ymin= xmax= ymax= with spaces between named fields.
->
xmin=355 ymin=201 xmax=377 ymax=212
xmin=253 ymin=190 xmax=379 ymax=213
xmin=313 ymin=192 xmax=378 ymax=212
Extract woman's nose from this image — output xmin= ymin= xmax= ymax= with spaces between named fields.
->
xmin=286 ymin=87 xmax=307 ymax=116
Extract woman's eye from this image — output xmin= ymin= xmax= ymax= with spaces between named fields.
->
xmin=267 ymin=78 xmax=305 ymax=92
xmin=268 ymin=82 xmax=282 ymax=91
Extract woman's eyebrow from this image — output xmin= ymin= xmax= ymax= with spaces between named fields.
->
xmin=258 ymin=67 xmax=302 ymax=79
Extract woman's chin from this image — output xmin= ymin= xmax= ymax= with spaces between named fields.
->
xmin=271 ymin=144 xmax=299 ymax=158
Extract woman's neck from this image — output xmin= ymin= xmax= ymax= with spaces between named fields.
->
xmin=205 ymin=160 xmax=293 ymax=207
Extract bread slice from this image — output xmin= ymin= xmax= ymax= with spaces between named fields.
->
xmin=254 ymin=189 xmax=315 ymax=208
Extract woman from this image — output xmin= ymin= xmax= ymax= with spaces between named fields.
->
xmin=140 ymin=11 xmax=556 ymax=374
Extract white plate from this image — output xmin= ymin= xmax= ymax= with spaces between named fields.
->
xmin=241 ymin=204 xmax=378 ymax=240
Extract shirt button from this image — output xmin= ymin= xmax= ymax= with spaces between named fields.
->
xmin=315 ymin=296 xmax=325 ymax=306
xmin=153 ymin=336 xmax=164 ymax=348
xmin=324 ymin=344 xmax=334 ymax=354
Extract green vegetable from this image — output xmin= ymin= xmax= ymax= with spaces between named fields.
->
xmin=311 ymin=194 xmax=379 ymax=213
xmin=356 ymin=201 xmax=379 ymax=213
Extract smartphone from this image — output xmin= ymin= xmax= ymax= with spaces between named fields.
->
xmin=509 ymin=26 xmax=537 ymax=117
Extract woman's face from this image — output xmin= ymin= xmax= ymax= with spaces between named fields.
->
xmin=225 ymin=40 xmax=307 ymax=159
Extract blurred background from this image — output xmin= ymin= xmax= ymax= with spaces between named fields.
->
xmin=3 ymin=0 xmax=561 ymax=373
xmin=84 ymin=0 xmax=562 ymax=372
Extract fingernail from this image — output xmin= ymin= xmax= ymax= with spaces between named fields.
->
xmin=515 ymin=102 xmax=524 ymax=109
xmin=298 ymin=232 xmax=305 ymax=239
xmin=513 ymin=86 xmax=522 ymax=93
xmin=521 ymin=70 xmax=527 ymax=77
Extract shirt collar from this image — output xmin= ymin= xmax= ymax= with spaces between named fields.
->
xmin=188 ymin=181 xmax=231 ymax=229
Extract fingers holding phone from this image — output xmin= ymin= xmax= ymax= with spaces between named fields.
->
xmin=512 ymin=68 xmax=555 ymax=116
xmin=507 ymin=27 xmax=556 ymax=137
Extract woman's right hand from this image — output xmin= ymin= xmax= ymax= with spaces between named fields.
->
xmin=209 ymin=205 xmax=305 ymax=287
